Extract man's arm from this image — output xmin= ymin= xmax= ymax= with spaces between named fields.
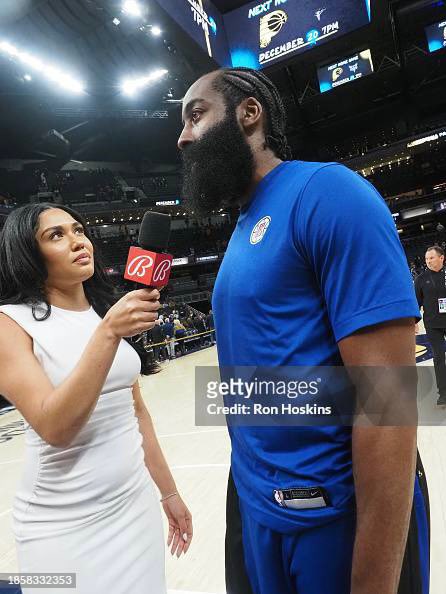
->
xmin=338 ymin=318 xmax=417 ymax=594
xmin=414 ymin=276 xmax=423 ymax=309
xmin=413 ymin=278 xmax=423 ymax=333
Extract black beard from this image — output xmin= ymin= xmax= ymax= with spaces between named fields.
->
xmin=180 ymin=111 xmax=254 ymax=217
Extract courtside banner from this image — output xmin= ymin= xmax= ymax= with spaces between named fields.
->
xmin=195 ymin=366 xmax=446 ymax=426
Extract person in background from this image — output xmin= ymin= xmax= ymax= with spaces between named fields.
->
xmin=415 ymin=245 xmax=446 ymax=406
xmin=206 ymin=309 xmax=215 ymax=345
xmin=163 ymin=315 xmax=176 ymax=360
xmin=194 ymin=315 xmax=206 ymax=347
xmin=151 ymin=319 xmax=166 ymax=363
xmin=174 ymin=317 xmax=187 ymax=356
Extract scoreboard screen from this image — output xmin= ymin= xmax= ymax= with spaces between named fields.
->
xmin=224 ymin=0 xmax=372 ymax=69
xmin=318 ymin=49 xmax=374 ymax=93
xmin=152 ymin=0 xmax=231 ymax=66
xmin=425 ymin=21 xmax=446 ymax=53
xmin=155 ymin=0 xmax=373 ymax=69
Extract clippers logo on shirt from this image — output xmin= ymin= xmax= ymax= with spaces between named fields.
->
xmin=250 ymin=216 xmax=271 ymax=245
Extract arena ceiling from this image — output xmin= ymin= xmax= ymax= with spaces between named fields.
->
xmin=0 ymin=0 xmax=444 ymax=166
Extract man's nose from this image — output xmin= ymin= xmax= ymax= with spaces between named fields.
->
xmin=178 ymin=127 xmax=193 ymax=151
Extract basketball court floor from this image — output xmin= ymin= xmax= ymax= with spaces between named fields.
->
xmin=0 ymin=334 xmax=445 ymax=594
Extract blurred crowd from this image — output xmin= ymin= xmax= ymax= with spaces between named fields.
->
xmin=135 ymin=305 xmax=215 ymax=362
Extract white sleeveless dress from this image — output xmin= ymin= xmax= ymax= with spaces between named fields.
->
xmin=0 ymin=303 xmax=166 ymax=594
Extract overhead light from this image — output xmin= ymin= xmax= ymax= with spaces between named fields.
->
xmin=121 ymin=68 xmax=168 ymax=96
xmin=122 ymin=0 xmax=143 ymax=17
xmin=407 ymin=134 xmax=439 ymax=148
xmin=24 ymin=73 xmax=32 ymax=81
xmin=0 ymin=40 xmax=85 ymax=93
xmin=113 ymin=18 xmax=121 ymax=26
xmin=151 ymin=26 xmax=162 ymax=36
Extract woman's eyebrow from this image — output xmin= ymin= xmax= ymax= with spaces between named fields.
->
xmin=40 ymin=222 xmax=80 ymax=238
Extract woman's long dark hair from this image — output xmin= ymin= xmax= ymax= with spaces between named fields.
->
xmin=0 ymin=203 xmax=158 ymax=375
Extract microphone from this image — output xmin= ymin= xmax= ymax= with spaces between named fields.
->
xmin=124 ymin=211 xmax=173 ymax=288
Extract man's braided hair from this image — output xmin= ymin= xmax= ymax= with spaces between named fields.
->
xmin=212 ymin=67 xmax=292 ymax=161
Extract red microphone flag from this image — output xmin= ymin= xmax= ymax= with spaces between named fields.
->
xmin=124 ymin=246 xmax=173 ymax=288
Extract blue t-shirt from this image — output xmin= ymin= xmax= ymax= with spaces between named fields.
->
xmin=212 ymin=161 xmax=420 ymax=533
xmin=163 ymin=322 xmax=174 ymax=338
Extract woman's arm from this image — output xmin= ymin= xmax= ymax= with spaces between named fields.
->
xmin=132 ymin=381 xmax=177 ymax=496
xmin=0 ymin=312 xmax=121 ymax=447
xmin=132 ymin=381 xmax=193 ymax=556
xmin=0 ymin=289 xmax=159 ymax=447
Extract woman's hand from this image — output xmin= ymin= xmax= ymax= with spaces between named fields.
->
xmin=102 ymin=288 xmax=160 ymax=338
xmin=162 ymin=494 xmax=193 ymax=557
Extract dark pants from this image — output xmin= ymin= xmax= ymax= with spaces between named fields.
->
xmin=226 ymin=452 xmax=430 ymax=594
xmin=226 ymin=472 xmax=255 ymax=594
xmin=425 ymin=327 xmax=446 ymax=395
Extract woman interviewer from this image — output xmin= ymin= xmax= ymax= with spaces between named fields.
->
xmin=0 ymin=204 xmax=192 ymax=593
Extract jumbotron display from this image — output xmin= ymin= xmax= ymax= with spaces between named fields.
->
xmin=154 ymin=0 xmax=372 ymax=69
xmin=318 ymin=49 xmax=374 ymax=93
xmin=152 ymin=0 xmax=231 ymax=66
xmin=224 ymin=0 xmax=372 ymax=69
xmin=425 ymin=20 xmax=446 ymax=53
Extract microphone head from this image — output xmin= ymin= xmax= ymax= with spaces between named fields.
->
xmin=138 ymin=211 xmax=171 ymax=252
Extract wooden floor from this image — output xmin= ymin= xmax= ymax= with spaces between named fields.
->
xmin=0 ymin=343 xmax=445 ymax=593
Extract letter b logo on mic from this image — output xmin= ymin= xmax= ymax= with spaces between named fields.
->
xmin=124 ymin=246 xmax=173 ymax=288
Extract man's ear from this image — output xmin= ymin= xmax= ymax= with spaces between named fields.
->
xmin=239 ymin=97 xmax=263 ymax=132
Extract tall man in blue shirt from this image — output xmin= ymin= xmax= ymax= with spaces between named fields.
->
xmin=178 ymin=68 xmax=429 ymax=594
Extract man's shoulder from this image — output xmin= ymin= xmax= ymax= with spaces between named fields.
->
xmin=283 ymin=159 xmax=339 ymax=179
xmin=283 ymin=161 xmax=364 ymax=196
xmin=268 ymin=161 xmax=341 ymax=209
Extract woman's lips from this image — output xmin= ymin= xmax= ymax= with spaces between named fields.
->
xmin=73 ymin=254 xmax=90 ymax=264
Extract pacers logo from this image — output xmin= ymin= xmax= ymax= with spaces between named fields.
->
xmin=260 ymin=10 xmax=288 ymax=48
xmin=250 ymin=216 xmax=271 ymax=245
xmin=153 ymin=259 xmax=172 ymax=283
xmin=332 ymin=67 xmax=343 ymax=82
xmin=126 ymin=255 xmax=154 ymax=278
